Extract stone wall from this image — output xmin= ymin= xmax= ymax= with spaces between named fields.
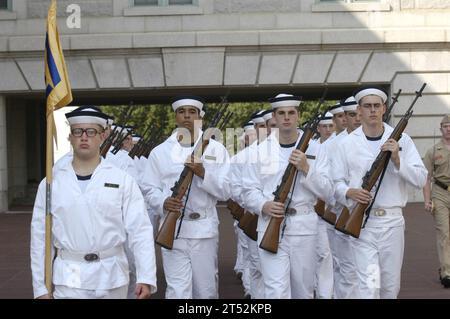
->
xmin=27 ymin=0 xmax=113 ymax=18
xmin=213 ymin=0 xmax=308 ymax=13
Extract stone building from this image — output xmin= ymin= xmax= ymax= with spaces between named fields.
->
xmin=1 ymin=0 xmax=450 ymax=211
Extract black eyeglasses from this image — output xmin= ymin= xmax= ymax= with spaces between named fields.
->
xmin=71 ymin=128 xmax=102 ymax=137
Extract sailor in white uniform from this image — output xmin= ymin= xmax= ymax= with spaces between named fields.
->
xmin=30 ymin=107 xmax=157 ymax=299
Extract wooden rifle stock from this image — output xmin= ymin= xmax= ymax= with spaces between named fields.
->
xmin=155 ymin=101 xmax=228 ymax=249
xmin=344 ymin=83 xmax=426 ymax=238
xmin=259 ymin=90 xmax=328 ymax=254
xmin=100 ymin=130 xmax=118 ymax=158
xmin=334 ymin=207 xmax=350 ymax=233
xmin=343 ymin=152 xmax=388 ymax=238
xmin=129 ymin=125 xmax=151 ymax=158
xmin=322 ymin=207 xmax=337 ymax=225
xmin=226 ymin=200 xmax=258 ymax=241
xmin=314 ymin=199 xmax=326 ymax=217
xmin=155 ymin=138 xmax=210 ymax=249
xmin=315 ymin=198 xmax=337 ymax=225
xmin=155 ymin=168 xmax=195 ymax=249
xmin=259 ymin=125 xmax=316 ymax=253
xmin=239 ymin=212 xmax=258 ymax=241
xmin=227 ymin=199 xmax=245 ymax=221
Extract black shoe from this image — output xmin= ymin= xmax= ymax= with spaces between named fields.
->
xmin=441 ymin=276 xmax=450 ymax=288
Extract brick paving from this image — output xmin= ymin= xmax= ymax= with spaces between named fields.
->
xmin=0 ymin=203 xmax=449 ymax=299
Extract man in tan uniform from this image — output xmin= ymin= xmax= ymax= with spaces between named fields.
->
xmin=423 ymin=114 xmax=450 ymax=288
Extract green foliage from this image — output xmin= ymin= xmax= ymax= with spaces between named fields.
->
xmin=101 ymin=104 xmax=176 ymax=138
xmin=101 ymin=98 xmax=336 ymax=136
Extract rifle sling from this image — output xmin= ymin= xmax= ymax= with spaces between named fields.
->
xmin=174 ymin=135 xmax=205 ymax=239
xmin=362 ymin=152 xmax=392 ymax=228
xmin=175 ymin=178 xmax=193 ymax=240
xmin=281 ymin=170 xmax=300 ymax=239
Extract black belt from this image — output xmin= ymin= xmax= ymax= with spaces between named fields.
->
xmin=435 ymin=179 xmax=450 ymax=192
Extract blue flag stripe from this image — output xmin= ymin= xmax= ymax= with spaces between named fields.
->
xmin=46 ymin=84 xmax=53 ymax=98
xmin=45 ymin=33 xmax=61 ymax=91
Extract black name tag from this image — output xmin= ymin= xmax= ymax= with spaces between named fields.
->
xmin=104 ymin=183 xmax=119 ymax=189
xmin=306 ymin=155 xmax=316 ymax=160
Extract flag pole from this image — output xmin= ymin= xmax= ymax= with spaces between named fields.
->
xmin=44 ymin=0 xmax=73 ymax=296
xmin=44 ymin=109 xmax=54 ymax=294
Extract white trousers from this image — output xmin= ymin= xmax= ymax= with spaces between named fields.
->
xmin=314 ymin=219 xmax=334 ymax=299
xmin=326 ymin=223 xmax=339 ymax=298
xmin=53 ymin=285 xmax=128 ymax=299
xmin=258 ymin=233 xmax=316 ymax=299
xmin=124 ymin=238 xmax=136 ymax=299
xmin=162 ymin=237 xmax=219 ymax=299
xmin=233 ymin=223 xmax=250 ymax=295
xmin=247 ymin=236 xmax=264 ymax=299
xmin=148 ymin=210 xmax=160 ymax=242
xmin=352 ymin=225 xmax=404 ymax=299
xmin=333 ymin=231 xmax=360 ymax=299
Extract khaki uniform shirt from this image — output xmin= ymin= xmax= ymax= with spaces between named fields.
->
xmin=423 ymin=141 xmax=450 ymax=202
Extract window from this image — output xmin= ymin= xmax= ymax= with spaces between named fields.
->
xmin=314 ymin=0 xmax=389 ymax=12
xmin=135 ymin=0 xmax=158 ymax=5
xmin=126 ymin=0 xmax=202 ymax=15
xmin=0 ymin=0 xmax=9 ymax=10
xmin=0 ymin=0 xmax=15 ymax=19
xmin=169 ymin=0 xmax=194 ymax=4
xmin=320 ymin=0 xmax=380 ymax=2
xmin=134 ymin=0 xmax=194 ymax=6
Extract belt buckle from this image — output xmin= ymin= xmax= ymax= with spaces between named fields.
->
xmin=84 ymin=253 xmax=99 ymax=262
xmin=188 ymin=212 xmax=200 ymax=220
xmin=374 ymin=209 xmax=386 ymax=217
xmin=285 ymin=208 xmax=297 ymax=216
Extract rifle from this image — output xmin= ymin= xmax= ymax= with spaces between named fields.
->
xmin=259 ymin=89 xmax=328 ymax=253
xmin=227 ymin=199 xmax=245 ymax=221
xmin=343 ymin=83 xmax=426 ymax=238
xmin=99 ymin=105 xmax=131 ymax=157
xmin=326 ymin=91 xmax=402 ymax=227
xmin=101 ymin=105 xmax=134 ymax=157
xmin=335 ymin=88 xmax=405 ymax=233
xmin=226 ymin=199 xmax=258 ymax=240
xmin=155 ymin=106 xmax=227 ymax=249
xmin=129 ymin=124 xmax=152 ymax=158
xmin=238 ymin=211 xmax=258 ymax=241
xmin=322 ymin=206 xmax=337 ymax=225
xmin=112 ymin=126 xmax=133 ymax=155
xmin=136 ymin=126 xmax=158 ymax=158
xmin=219 ymin=111 xmax=234 ymax=131
xmin=110 ymin=103 xmax=135 ymax=155
xmin=383 ymin=89 xmax=402 ymax=123
xmin=314 ymin=199 xmax=326 ymax=217
xmin=430 ymin=129 xmax=436 ymax=213
xmin=142 ymin=130 xmax=164 ymax=158
xmin=100 ymin=126 xmax=119 ymax=158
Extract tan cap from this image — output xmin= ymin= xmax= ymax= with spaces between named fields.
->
xmin=441 ymin=114 xmax=450 ymax=125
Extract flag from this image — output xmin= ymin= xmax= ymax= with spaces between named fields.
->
xmin=45 ymin=0 xmax=72 ymax=115
xmin=43 ymin=0 xmax=73 ymax=295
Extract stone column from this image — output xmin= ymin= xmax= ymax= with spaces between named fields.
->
xmin=0 ymin=96 xmax=7 ymax=212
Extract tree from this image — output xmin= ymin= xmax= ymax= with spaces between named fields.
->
xmin=101 ymin=98 xmax=335 ymax=136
